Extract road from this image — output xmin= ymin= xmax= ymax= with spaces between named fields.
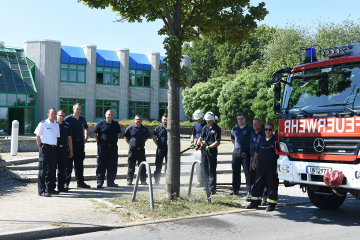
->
xmin=48 ymin=198 xmax=360 ymax=240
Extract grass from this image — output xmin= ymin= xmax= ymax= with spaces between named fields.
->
xmin=104 ymin=191 xmax=243 ymax=222
xmin=50 ymin=221 xmax=69 ymax=229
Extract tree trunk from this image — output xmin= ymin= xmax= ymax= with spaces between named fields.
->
xmin=165 ymin=74 xmax=181 ymax=201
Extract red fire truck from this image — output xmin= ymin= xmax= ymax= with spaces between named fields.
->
xmin=271 ymin=43 xmax=360 ymax=209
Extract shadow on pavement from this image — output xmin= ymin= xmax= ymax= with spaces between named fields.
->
xmin=275 ymin=198 xmax=360 ymax=227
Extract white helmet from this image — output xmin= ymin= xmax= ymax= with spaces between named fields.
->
xmin=193 ymin=110 xmax=204 ymax=120
xmin=204 ymin=112 xmax=215 ymax=121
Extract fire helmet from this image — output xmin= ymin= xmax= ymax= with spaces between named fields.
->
xmin=204 ymin=112 xmax=215 ymax=121
xmin=193 ymin=110 xmax=204 ymax=120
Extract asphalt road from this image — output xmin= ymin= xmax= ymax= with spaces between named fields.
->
xmin=48 ymin=198 xmax=360 ymax=240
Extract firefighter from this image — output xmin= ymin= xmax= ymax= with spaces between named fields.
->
xmin=153 ymin=113 xmax=168 ymax=185
xmin=246 ymin=122 xmax=279 ymax=212
xmin=197 ymin=112 xmax=221 ymax=195
xmin=34 ymin=107 xmax=60 ymax=197
xmin=190 ymin=109 xmax=207 ymax=187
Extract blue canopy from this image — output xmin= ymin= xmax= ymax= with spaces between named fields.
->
xmin=129 ymin=53 xmax=151 ymax=70
xmin=61 ymin=46 xmax=87 ymax=65
xmin=96 ymin=49 xmax=120 ymax=68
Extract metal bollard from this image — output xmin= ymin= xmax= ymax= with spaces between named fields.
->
xmin=10 ymin=120 xmax=19 ymax=156
xmin=131 ymin=161 xmax=154 ymax=210
xmin=188 ymin=160 xmax=211 ymax=203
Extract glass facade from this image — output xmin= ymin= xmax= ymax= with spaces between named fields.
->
xmin=0 ymin=47 xmax=37 ymax=135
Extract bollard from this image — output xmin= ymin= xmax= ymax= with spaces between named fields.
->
xmin=188 ymin=160 xmax=211 ymax=203
xmin=10 ymin=120 xmax=19 ymax=156
xmin=132 ymin=161 xmax=154 ymax=210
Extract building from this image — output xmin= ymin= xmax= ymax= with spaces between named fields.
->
xmin=0 ymin=40 xmax=190 ymax=135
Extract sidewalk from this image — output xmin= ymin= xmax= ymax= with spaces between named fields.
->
xmin=0 ymin=173 xmax=311 ymax=240
xmin=0 ymin=138 xmax=311 ymax=239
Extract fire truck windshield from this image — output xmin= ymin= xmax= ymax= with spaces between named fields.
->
xmin=281 ymin=63 xmax=360 ymax=114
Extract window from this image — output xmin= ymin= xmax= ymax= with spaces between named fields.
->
xmin=60 ymin=98 xmax=85 ymax=116
xmin=159 ymin=103 xmax=167 ymax=119
xmin=129 ymin=69 xmax=151 ymax=87
xmin=96 ymin=100 xmax=119 ymax=118
xmin=129 ymin=101 xmax=150 ymax=119
xmin=160 ymin=72 xmax=167 ymax=88
xmin=60 ymin=64 xmax=86 ymax=83
xmin=96 ymin=67 xmax=119 ymax=85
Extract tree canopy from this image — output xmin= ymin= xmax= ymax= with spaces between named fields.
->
xmin=79 ymin=0 xmax=268 ymax=200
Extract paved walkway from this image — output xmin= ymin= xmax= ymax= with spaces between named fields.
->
xmin=0 ymin=138 xmax=311 ymax=240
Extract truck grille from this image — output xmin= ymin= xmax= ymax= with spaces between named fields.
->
xmin=279 ymin=137 xmax=360 ymax=155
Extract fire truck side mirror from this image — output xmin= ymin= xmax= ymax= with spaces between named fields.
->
xmin=271 ymin=73 xmax=283 ymax=85
xmin=274 ymin=82 xmax=281 ymax=101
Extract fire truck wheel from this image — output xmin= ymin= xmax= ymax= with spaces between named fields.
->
xmin=308 ymin=187 xmax=346 ymax=209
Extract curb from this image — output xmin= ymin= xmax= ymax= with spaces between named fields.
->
xmin=0 ymin=200 xmax=312 ymax=240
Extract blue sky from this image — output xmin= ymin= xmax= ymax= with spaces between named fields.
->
xmin=1 ymin=0 xmax=359 ymax=55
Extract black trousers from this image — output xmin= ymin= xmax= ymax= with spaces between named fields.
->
xmin=66 ymin=140 xmax=85 ymax=184
xmin=38 ymin=145 xmax=57 ymax=194
xmin=203 ymin=148 xmax=217 ymax=193
xmin=250 ymin=155 xmax=267 ymax=196
xmin=96 ymin=144 xmax=118 ymax=184
xmin=232 ymin=150 xmax=251 ymax=192
xmin=154 ymin=147 xmax=167 ymax=183
xmin=127 ymin=148 xmax=146 ymax=182
xmin=53 ymin=146 xmax=68 ymax=190
xmin=251 ymin=165 xmax=279 ymax=208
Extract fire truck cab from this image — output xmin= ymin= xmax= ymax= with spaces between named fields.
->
xmin=271 ymin=43 xmax=360 ymax=209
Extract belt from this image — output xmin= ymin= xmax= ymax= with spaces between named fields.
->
xmin=130 ymin=147 xmax=144 ymax=150
xmin=99 ymin=144 xmax=117 ymax=146
xmin=57 ymin=145 xmax=64 ymax=148
xmin=43 ymin=143 xmax=56 ymax=147
xmin=234 ymin=148 xmax=250 ymax=152
xmin=74 ymin=138 xmax=83 ymax=141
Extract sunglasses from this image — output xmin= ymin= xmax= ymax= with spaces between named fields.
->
xmin=265 ymin=128 xmax=273 ymax=131
xmin=58 ymin=115 xmax=65 ymax=117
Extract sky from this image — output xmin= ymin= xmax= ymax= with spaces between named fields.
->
xmin=1 ymin=0 xmax=359 ymax=56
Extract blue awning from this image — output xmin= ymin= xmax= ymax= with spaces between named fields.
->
xmin=160 ymin=56 xmax=167 ymax=72
xmin=96 ymin=49 xmax=120 ymax=68
xmin=61 ymin=46 xmax=87 ymax=65
xmin=129 ymin=53 xmax=151 ymax=70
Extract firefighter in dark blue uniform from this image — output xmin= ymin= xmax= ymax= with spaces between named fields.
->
xmin=249 ymin=118 xmax=266 ymax=202
xmin=153 ymin=113 xmax=168 ymax=185
xmin=53 ymin=110 xmax=73 ymax=192
xmin=124 ymin=114 xmax=150 ymax=185
xmin=190 ymin=110 xmax=207 ymax=187
xmin=64 ymin=103 xmax=90 ymax=189
xmin=230 ymin=113 xmax=254 ymax=197
xmin=197 ymin=112 xmax=221 ymax=195
xmin=34 ymin=107 xmax=60 ymax=197
xmin=93 ymin=109 xmax=121 ymax=188
xmin=246 ymin=122 xmax=279 ymax=212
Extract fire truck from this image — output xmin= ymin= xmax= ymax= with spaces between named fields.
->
xmin=271 ymin=43 xmax=360 ymax=209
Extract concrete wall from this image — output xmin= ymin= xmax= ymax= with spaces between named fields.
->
xmin=0 ymin=139 xmax=38 ymax=153
xmin=24 ymin=41 xmax=191 ymax=123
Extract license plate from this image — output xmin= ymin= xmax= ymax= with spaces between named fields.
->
xmin=306 ymin=166 xmax=332 ymax=175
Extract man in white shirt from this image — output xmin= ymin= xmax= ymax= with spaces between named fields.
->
xmin=34 ymin=107 xmax=60 ymax=197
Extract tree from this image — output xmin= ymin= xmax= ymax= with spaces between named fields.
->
xmin=182 ymin=77 xmax=228 ymax=119
xmin=217 ymin=69 xmax=268 ymax=129
xmin=80 ymin=0 xmax=268 ymax=200
xmin=182 ymin=36 xmax=216 ymax=85
xmin=0 ymin=41 xmax=4 ymax=47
